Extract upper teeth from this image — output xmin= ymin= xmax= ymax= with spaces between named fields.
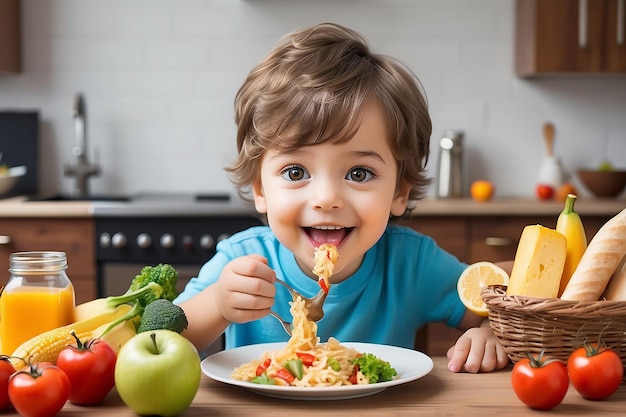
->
xmin=313 ymin=226 xmax=342 ymax=230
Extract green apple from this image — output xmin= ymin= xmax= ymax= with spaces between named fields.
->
xmin=114 ymin=329 xmax=201 ymax=417
xmin=598 ymin=160 xmax=614 ymax=171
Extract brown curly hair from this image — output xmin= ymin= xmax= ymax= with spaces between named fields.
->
xmin=226 ymin=23 xmax=432 ymax=210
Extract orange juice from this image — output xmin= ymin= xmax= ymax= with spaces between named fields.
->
xmin=0 ymin=285 xmax=75 ymax=355
xmin=1 ymin=251 xmax=76 ymax=356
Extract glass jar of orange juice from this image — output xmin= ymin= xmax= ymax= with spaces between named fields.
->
xmin=0 ymin=251 xmax=76 ymax=355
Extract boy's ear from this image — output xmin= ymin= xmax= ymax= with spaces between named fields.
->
xmin=390 ymin=180 xmax=411 ymax=217
xmin=252 ymin=179 xmax=268 ymax=214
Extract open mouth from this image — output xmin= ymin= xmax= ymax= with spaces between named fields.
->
xmin=304 ymin=226 xmax=353 ymax=247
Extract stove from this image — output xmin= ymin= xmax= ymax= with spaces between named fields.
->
xmin=93 ymin=193 xmax=262 ymax=297
xmin=91 ymin=192 xmax=262 ymax=356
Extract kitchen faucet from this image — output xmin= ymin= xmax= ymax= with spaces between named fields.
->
xmin=64 ymin=93 xmax=100 ymax=197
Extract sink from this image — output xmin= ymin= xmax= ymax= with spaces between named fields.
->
xmin=26 ymin=194 xmax=132 ymax=202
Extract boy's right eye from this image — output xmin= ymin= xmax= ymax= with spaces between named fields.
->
xmin=280 ymin=165 xmax=309 ymax=182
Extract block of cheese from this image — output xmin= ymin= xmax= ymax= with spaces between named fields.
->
xmin=506 ymin=224 xmax=567 ymax=298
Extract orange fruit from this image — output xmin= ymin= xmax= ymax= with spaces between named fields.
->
xmin=457 ymin=262 xmax=510 ymax=317
xmin=556 ymin=183 xmax=578 ymax=202
xmin=470 ymin=180 xmax=495 ymax=202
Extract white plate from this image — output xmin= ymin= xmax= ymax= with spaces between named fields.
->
xmin=201 ymin=342 xmax=433 ymax=400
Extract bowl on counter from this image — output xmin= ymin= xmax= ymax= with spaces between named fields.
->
xmin=577 ymin=169 xmax=626 ymax=198
xmin=0 ymin=165 xmax=27 ymax=196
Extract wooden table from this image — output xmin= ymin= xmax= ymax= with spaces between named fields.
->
xmin=22 ymin=357 xmax=626 ymax=416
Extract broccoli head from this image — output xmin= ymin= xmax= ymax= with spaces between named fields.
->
xmin=129 ymin=263 xmax=179 ymax=305
xmin=351 ymin=353 xmax=397 ymax=383
xmin=137 ymin=299 xmax=189 ymax=334
xmin=98 ymin=264 xmax=180 ymax=338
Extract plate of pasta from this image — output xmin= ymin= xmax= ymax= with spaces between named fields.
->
xmin=202 ymin=245 xmax=432 ymax=400
xmin=202 ymin=341 xmax=433 ymax=400
xmin=202 ymin=293 xmax=432 ymax=400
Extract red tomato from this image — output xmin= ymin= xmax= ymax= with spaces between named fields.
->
xmin=349 ymin=365 xmax=359 ymax=384
xmin=273 ymin=368 xmax=296 ymax=384
xmin=567 ymin=343 xmax=624 ymax=401
xmin=511 ymin=352 xmax=569 ymax=410
xmin=56 ymin=332 xmax=117 ymax=405
xmin=8 ymin=363 xmax=70 ymax=417
xmin=296 ymin=352 xmax=316 ymax=366
xmin=255 ymin=358 xmax=272 ymax=376
xmin=0 ymin=355 xmax=16 ymax=409
xmin=536 ymin=184 xmax=555 ymax=200
xmin=318 ymin=278 xmax=330 ymax=294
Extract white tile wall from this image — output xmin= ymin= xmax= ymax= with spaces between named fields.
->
xmin=1 ymin=0 xmax=625 ymax=198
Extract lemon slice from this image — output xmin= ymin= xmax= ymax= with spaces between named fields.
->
xmin=457 ymin=261 xmax=509 ymax=317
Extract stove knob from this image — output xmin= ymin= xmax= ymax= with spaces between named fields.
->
xmin=160 ymin=233 xmax=175 ymax=249
xmin=137 ymin=233 xmax=152 ymax=249
xmin=182 ymin=235 xmax=193 ymax=250
xmin=199 ymin=234 xmax=214 ymax=250
xmin=217 ymin=233 xmax=230 ymax=242
xmin=111 ymin=232 xmax=127 ymax=249
xmin=99 ymin=233 xmax=111 ymax=248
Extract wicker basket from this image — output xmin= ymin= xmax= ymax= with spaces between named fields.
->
xmin=481 ymin=285 xmax=626 ymax=369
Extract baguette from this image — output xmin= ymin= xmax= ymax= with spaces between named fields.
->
xmin=602 ymin=255 xmax=626 ymax=300
xmin=560 ymin=208 xmax=626 ymax=301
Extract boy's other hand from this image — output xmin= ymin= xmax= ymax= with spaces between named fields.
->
xmin=446 ymin=326 xmax=510 ymax=373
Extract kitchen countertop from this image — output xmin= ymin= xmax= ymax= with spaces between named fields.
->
xmin=0 ymin=195 xmax=623 ymax=218
xmin=409 ymin=196 xmax=626 ymax=216
xmin=0 ymin=193 xmax=257 ymax=218
xmin=7 ymin=356 xmax=623 ymax=416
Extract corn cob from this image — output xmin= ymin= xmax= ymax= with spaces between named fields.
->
xmin=10 ymin=303 xmax=133 ymax=369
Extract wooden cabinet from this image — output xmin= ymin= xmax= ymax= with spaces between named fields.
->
xmin=402 ymin=214 xmax=611 ymax=264
xmin=399 ymin=212 xmax=613 ymax=355
xmin=468 ymin=215 xmax=609 ymax=263
xmin=516 ymin=0 xmax=626 ymax=76
xmin=0 ymin=218 xmax=96 ymax=304
xmin=0 ymin=0 xmax=21 ymax=74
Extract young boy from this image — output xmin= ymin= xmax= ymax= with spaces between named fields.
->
xmin=175 ymin=22 xmax=510 ymax=373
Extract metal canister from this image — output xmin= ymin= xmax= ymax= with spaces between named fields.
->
xmin=435 ymin=130 xmax=465 ymax=198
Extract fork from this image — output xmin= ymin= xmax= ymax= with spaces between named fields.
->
xmin=268 ymin=311 xmax=293 ymax=336
xmin=275 ymin=278 xmax=328 ymax=321
xmin=268 ymin=278 xmax=329 ymax=335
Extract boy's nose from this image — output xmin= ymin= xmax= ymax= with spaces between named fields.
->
xmin=310 ymin=179 xmax=343 ymax=211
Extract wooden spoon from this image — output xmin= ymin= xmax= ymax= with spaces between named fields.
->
xmin=543 ymin=122 xmax=555 ymax=157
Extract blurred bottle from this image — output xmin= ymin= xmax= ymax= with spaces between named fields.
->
xmin=436 ymin=130 xmax=465 ymax=198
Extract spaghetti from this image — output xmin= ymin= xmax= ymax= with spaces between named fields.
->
xmin=231 ymin=296 xmax=372 ymax=386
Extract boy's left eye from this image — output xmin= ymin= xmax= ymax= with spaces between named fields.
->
xmin=346 ymin=167 xmax=374 ymax=182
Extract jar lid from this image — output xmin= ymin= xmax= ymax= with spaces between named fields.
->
xmin=9 ymin=251 xmax=68 ymax=273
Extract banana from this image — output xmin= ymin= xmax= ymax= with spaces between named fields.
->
xmin=556 ymin=193 xmax=588 ymax=297
xmin=94 ymin=318 xmax=137 ymax=353
xmin=74 ymin=298 xmax=120 ymax=322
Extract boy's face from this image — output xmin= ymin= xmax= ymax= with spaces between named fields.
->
xmin=252 ymin=101 xmax=410 ymax=282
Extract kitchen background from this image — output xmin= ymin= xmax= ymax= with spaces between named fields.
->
xmin=1 ymin=0 xmax=625 ymax=199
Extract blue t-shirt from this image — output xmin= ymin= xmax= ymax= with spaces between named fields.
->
xmin=175 ymin=224 xmax=467 ymax=350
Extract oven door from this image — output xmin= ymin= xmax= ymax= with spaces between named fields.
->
xmin=100 ymin=262 xmax=223 ymax=357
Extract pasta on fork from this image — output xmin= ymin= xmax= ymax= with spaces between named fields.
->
xmin=313 ymin=243 xmax=339 ymax=293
